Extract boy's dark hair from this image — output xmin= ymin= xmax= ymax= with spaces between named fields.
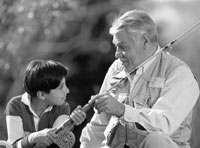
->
xmin=23 ymin=60 xmax=68 ymax=97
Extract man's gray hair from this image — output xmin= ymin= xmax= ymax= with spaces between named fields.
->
xmin=109 ymin=10 xmax=158 ymax=42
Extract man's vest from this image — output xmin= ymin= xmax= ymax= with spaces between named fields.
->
xmin=104 ymin=51 xmax=193 ymax=148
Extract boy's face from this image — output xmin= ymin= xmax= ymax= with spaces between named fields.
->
xmin=44 ymin=77 xmax=69 ymax=106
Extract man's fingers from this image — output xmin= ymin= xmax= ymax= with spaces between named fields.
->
xmin=96 ymin=99 xmax=108 ymax=110
xmin=95 ymin=97 xmax=109 ymax=114
xmin=89 ymin=93 xmax=106 ymax=104
xmin=106 ymin=92 xmax=113 ymax=98
xmin=95 ymin=94 xmax=108 ymax=103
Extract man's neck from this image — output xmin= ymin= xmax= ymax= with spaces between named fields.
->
xmin=148 ymin=42 xmax=158 ymax=57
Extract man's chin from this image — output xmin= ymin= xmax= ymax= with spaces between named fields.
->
xmin=121 ymin=63 xmax=132 ymax=72
xmin=125 ymin=66 xmax=135 ymax=74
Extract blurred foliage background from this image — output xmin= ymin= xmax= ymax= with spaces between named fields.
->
xmin=0 ymin=0 xmax=200 ymax=148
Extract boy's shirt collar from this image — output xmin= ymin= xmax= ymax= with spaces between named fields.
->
xmin=21 ymin=92 xmax=53 ymax=118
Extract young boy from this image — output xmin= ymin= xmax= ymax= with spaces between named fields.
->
xmin=5 ymin=60 xmax=86 ymax=148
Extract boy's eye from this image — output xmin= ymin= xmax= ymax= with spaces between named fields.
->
xmin=58 ymin=84 xmax=64 ymax=89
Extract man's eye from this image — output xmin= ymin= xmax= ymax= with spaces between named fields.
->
xmin=114 ymin=42 xmax=128 ymax=51
xmin=119 ymin=45 xmax=127 ymax=51
xmin=115 ymin=44 xmax=123 ymax=48
xmin=120 ymin=45 xmax=126 ymax=49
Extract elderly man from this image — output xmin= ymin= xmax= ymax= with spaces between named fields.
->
xmin=80 ymin=10 xmax=199 ymax=148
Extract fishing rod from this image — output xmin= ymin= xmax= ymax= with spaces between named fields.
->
xmin=81 ymin=20 xmax=200 ymax=101
xmin=53 ymin=21 xmax=200 ymax=148
xmin=125 ymin=21 xmax=200 ymax=80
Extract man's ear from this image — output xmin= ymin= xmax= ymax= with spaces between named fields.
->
xmin=37 ymin=91 xmax=46 ymax=100
xmin=142 ymin=33 xmax=149 ymax=47
xmin=142 ymin=33 xmax=150 ymax=48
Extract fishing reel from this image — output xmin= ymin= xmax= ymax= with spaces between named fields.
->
xmin=53 ymin=103 xmax=93 ymax=148
xmin=54 ymin=128 xmax=75 ymax=148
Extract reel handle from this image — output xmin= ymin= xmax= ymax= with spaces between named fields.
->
xmin=55 ymin=99 xmax=94 ymax=134
xmin=54 ymin=99 xmax=95 ymax=148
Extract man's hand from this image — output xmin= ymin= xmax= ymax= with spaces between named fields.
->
xmin=28 ymin=128 xmax=57 ymax=147
xmin=70 ymin=105 xmax=86 ymax=125
xmin=92 ymin=93 xmax=125 ymax=117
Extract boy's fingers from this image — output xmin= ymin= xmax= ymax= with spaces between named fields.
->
xmin=74 ymin=105 xmax=81 ymax=111
xmin=70 ymin=110 xmax=86 ymax=124
xmin=72 ymin=110 xmax=84 ymax=118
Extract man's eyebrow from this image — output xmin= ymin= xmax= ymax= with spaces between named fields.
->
xmin=116 ymin=41 xmax=127 ymax=46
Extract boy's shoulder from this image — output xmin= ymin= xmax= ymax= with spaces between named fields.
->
xmin=5 ymin=95 xmax=24 ymax=116
xmin=7 ymin=95 xmax=23 ymax=107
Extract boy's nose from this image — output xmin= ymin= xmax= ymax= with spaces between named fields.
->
xmin=64 ymin=85 xmax=70 ymax=94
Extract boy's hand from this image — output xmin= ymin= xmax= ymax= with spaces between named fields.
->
xmin=28 ymin=128 xmax=57 ymax=147
xmin=70 ymin=105 xmax=86 ymax=125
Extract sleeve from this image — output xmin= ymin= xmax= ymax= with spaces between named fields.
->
xmin=123 ymin=65 xmax=200 ymax=135
xmin=80 ymin=60 xmax=122 ymax=148
xmin=5 ymin=98 xmax=35 ymax=148
xmin=5 ymin=98 xmax=25 ymax=145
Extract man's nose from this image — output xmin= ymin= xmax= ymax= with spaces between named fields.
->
xmin=115 ymin=49 xmax=122 ymax=59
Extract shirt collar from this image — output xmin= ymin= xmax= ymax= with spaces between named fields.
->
xmin=136 ymin=45 xmax=161 ymax=75
xmin=21 ymin=92 xmax=53 ymax=118
xmin=21 ymin=92 xmax=32 ymax=106
xmin=112 ymin=45 xmax=161 ymax=81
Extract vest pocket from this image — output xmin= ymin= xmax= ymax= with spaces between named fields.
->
xmin=133 ymin=94 xmax=150 ymax=109
xmin=133 ymin=87 xmax=160 ymax=109
xmin=148 ymin=87 xmax=161 ymax=108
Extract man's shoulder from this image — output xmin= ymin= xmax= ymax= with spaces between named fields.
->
xmin=160 ymin=50 xmax=196 ymax=77
xmin=162 ymin=51 xmax=187 ymax=67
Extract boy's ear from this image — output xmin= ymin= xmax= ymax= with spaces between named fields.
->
xmin=36 ymin=91 xmax=46 ymax=100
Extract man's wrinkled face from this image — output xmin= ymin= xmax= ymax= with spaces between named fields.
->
xmin=112 ymin=29 xmax=145 ymax=72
